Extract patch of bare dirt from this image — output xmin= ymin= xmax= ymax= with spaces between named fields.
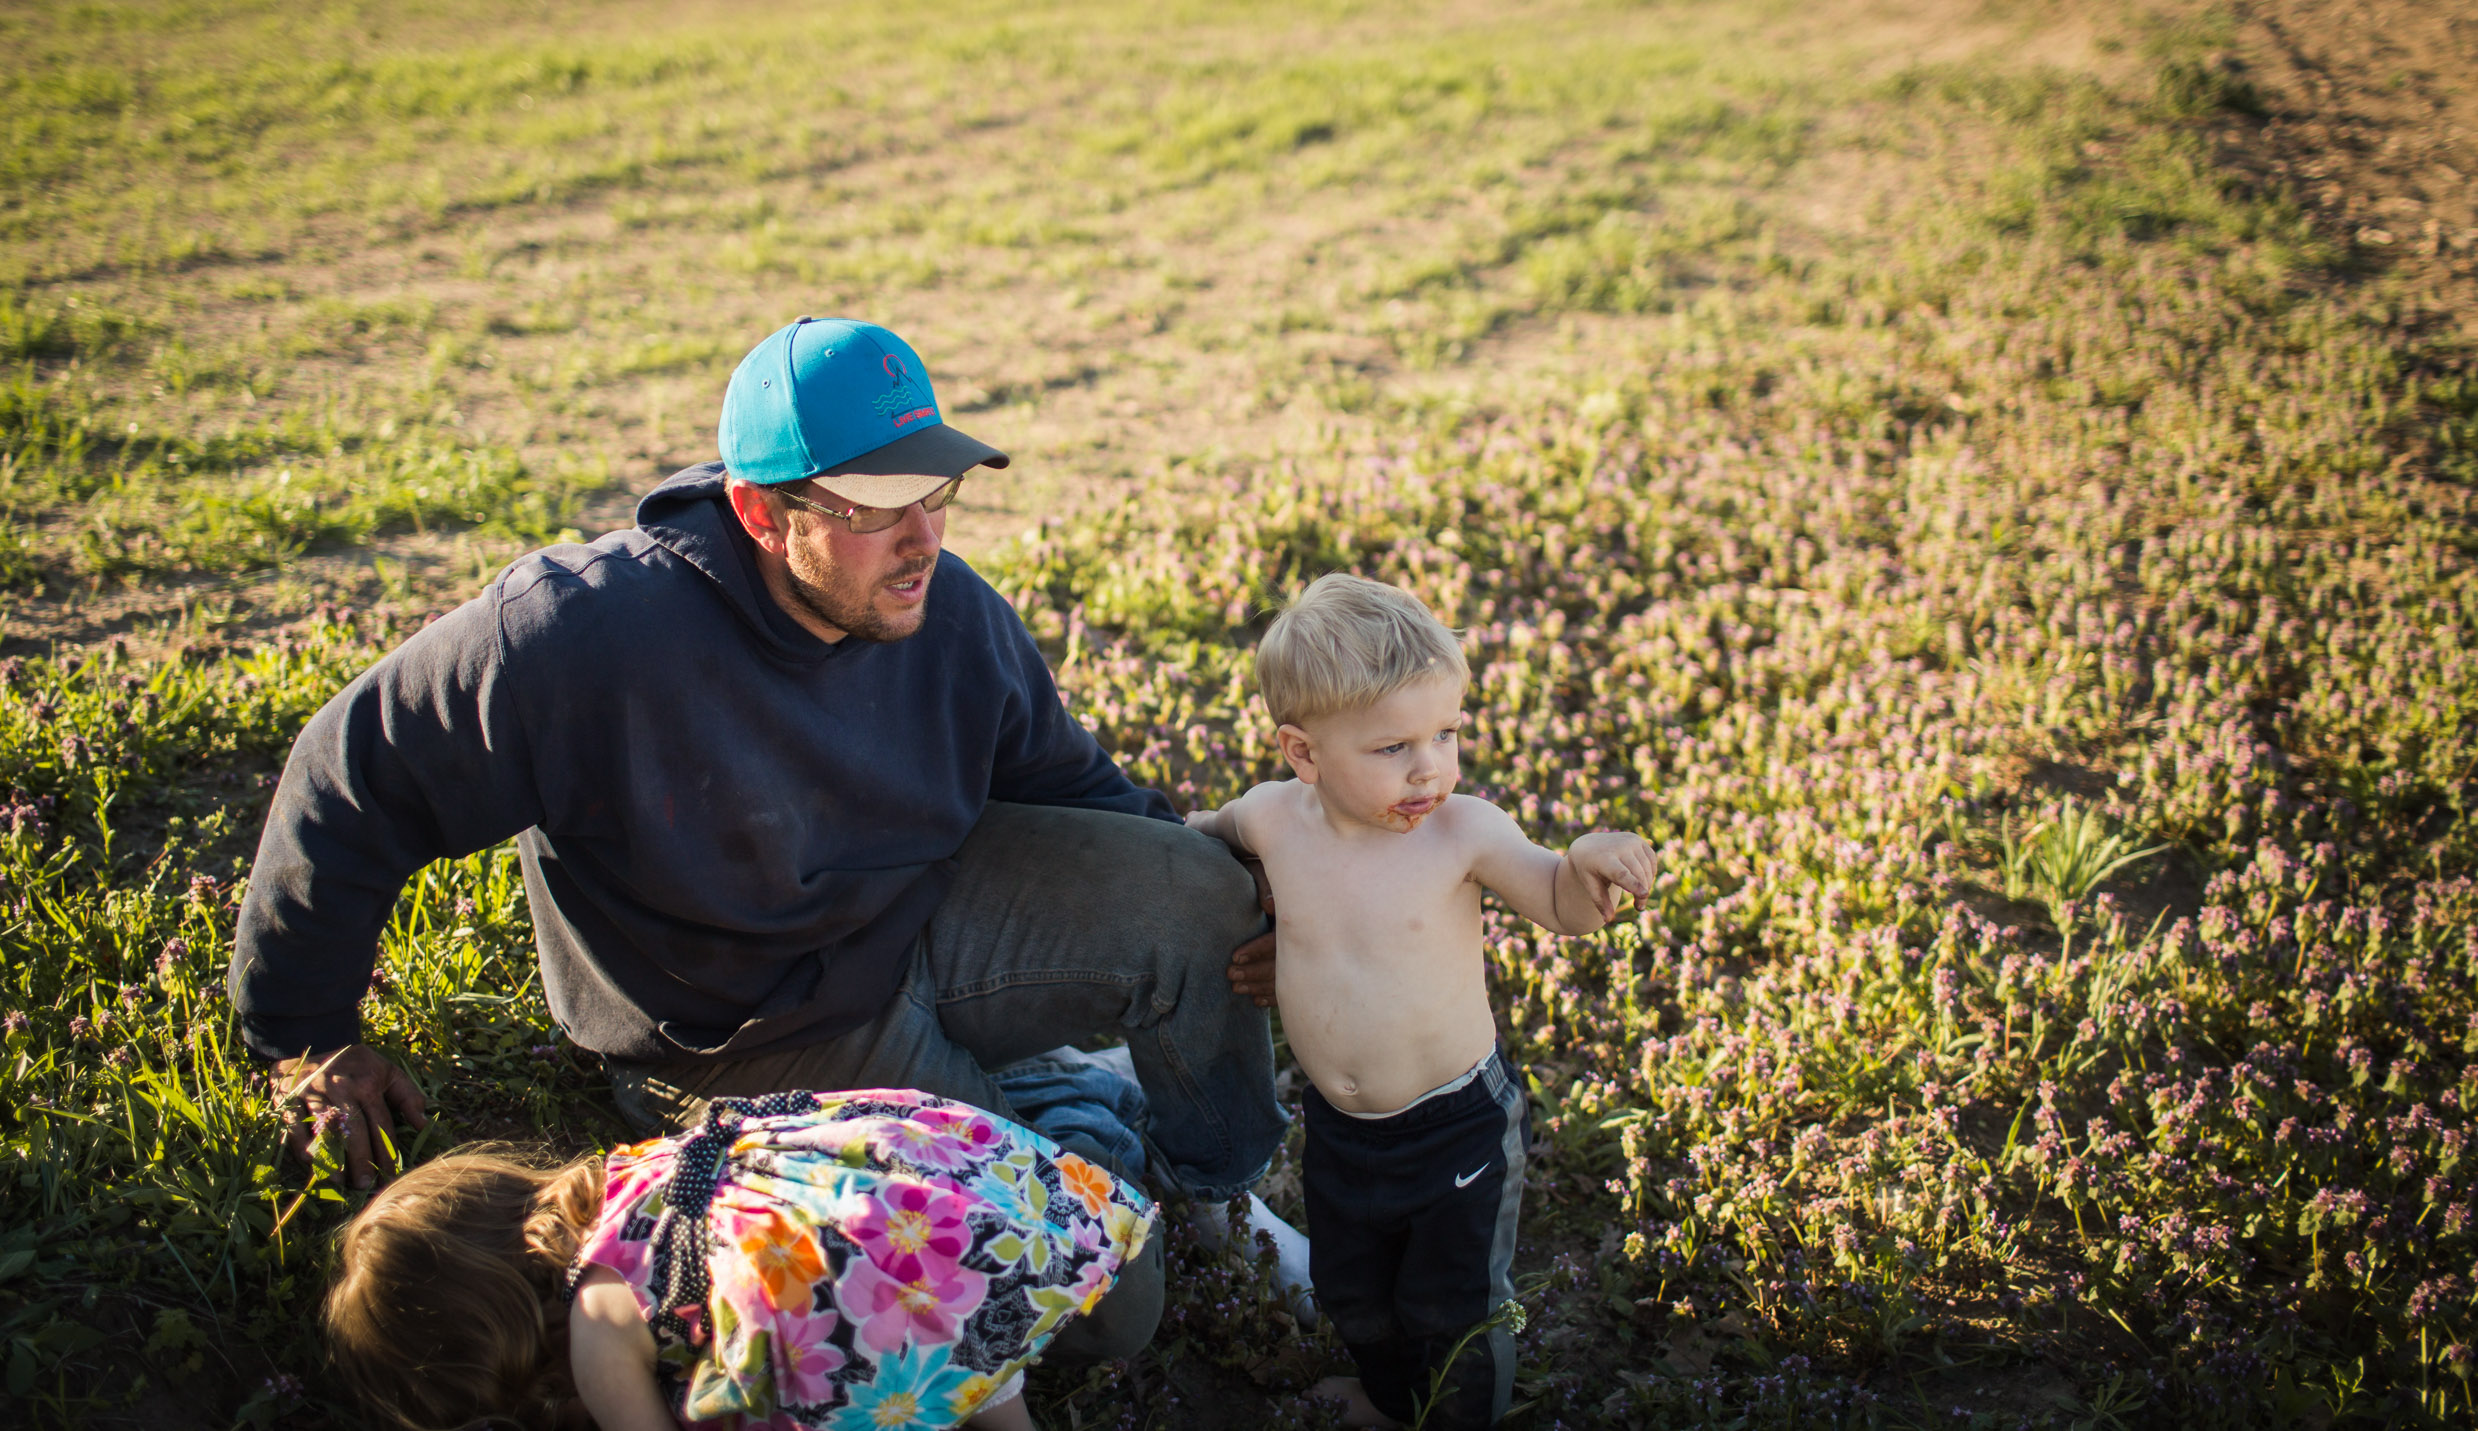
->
xmin=2222 ymin=0 xmax=2478 ymax=335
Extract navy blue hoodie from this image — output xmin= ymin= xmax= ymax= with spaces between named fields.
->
xmin=229 ymin=462 xmax=1170 ymax=1062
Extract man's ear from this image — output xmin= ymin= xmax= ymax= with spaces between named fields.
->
xmin=725 ymin=479 xmax=791 ymax=555
xmin=1276 ymin=724 xmax=1318 ymax=784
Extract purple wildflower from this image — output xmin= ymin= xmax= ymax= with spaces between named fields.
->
xmin=2408 ymin=1276 xmax=2463 ymax=1322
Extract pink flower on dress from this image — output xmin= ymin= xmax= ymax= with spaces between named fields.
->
xmin=851 ymin=1113 xmax=993 ymax=1174
xmin=770 ymin=1305 xmax=847 ymax=1405
xmin=843 ymin=1181 xmax=973 ymax=1272
xmin=599 ymin=1155 xmax=672 ymax=1210
xmin=1064 ymin=1248 xmax=1115 ymax=1316
xmin=578 ymin=1236 xmax=652 ymax=1292
xmin=910 ymin=1105 xmax=1009 ymax=1160
xmin=837 ymin=1252 xmax=989 ymax=1354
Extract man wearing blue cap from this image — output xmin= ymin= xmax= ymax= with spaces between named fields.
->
xmin=228 ymin=318 xmax=1294 ymax=1348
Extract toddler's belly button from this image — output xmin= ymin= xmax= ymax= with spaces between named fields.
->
xmin=1338 ymin=1079 xmax=1357 ymax=1095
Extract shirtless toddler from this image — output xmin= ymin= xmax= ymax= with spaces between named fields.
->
xmin=1186 ymin=574 xmax=1652 ymax=1429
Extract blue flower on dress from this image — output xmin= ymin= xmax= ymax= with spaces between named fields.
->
xmin=829 ymin=1341 xmax=980 ymax=1429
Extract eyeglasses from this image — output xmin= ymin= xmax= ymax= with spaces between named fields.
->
xmin=776 ymin=476 xmax=963 ymax=535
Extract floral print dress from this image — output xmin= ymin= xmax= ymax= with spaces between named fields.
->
xmin=571 ymin=1089 xmax=1154 ymax=1429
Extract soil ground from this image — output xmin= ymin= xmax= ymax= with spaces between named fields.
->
xmin=2225 ymin=0 xmax=2478 ymax=336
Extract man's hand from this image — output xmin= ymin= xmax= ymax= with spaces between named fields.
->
xmin=1226 ymin=927 xmax=1278 ymax=1007
xmin=272 ymin=1043 xmax=430 ymax=1190
xmin=1224 ymin=855 xmax=1278 ymax=1008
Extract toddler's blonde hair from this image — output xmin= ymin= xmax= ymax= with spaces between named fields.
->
xmin=324 ymin=1145 xmax=605 ymax=1431
xmin=1256 ymin=573 xmax=1467 ymax=727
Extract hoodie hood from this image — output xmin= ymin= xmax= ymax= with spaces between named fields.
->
xmin=633 ymin=459 xmax=832 ymax=659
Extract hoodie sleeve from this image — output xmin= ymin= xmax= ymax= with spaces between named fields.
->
xmin=228 ymin=589 xmax=547 ymax=1060
xmin=985 ymin=600 xmax=1176 ymax=823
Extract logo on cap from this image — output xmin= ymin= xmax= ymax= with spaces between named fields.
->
xmin=872 ymin=354 xmax=936 ymax=428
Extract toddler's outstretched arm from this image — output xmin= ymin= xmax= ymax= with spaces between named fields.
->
xmin=572 ymin=1266 xmax=677 ymax=1431
xmin=1469 ymin=804 xmax=1653 ymax=935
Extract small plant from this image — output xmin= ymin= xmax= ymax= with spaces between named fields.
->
xmin=1993 ymin=800 xmax=2164 ymax=928
xmin=1409 ymin=1293 xmax=1532 ymax=1430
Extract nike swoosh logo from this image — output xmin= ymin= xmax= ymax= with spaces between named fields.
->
xmin=1454 ymin=1163 xmax=1490 ymax=1188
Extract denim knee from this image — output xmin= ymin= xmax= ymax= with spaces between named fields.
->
xmin=1155 ymin=830 xmax=1264 ymax=968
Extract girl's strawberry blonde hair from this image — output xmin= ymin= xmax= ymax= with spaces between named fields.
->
xmin=323 ymin=1145 xmax=606 ymax=1431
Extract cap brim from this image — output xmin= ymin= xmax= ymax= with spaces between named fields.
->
xmin=818 ymin=421 xmax=1009 ymax=503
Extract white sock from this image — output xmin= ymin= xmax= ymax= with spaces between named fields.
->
xmin=1186 ymin=1192 xmax=1318 ymax=1325
xmin=1080 ymin=1043 xmax=1138 ymax=1085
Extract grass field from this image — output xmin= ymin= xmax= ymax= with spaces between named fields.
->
xmin=4 ymin=0 xmax=2476 ymax=1426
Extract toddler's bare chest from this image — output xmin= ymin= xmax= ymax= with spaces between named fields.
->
xmin=1263 ymin=843 xmax=1479 ymax=944
xmin=1263 ymin=828 xmax=1469 ymax=889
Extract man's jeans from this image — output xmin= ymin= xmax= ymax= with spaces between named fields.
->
xmin=606 ymin=801 xmax=1283 ymax=1199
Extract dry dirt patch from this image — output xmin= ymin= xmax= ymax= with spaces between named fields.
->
xmin=2225 ymin=0 xmax=2478 ymax=334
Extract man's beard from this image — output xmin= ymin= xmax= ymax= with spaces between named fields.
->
xmin=782 ymin=531 xmax=932 ymax=644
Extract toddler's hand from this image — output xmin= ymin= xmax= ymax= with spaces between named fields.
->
xmin=1569 ymin=831 xmax=1655 ymax=922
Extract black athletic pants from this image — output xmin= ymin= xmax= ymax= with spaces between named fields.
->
xmin=1303 ymin=1049 xmax=1530 ymax=1429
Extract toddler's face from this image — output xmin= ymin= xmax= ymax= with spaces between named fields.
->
xmin=1287 ymin=674 xmax=1466 ymax=833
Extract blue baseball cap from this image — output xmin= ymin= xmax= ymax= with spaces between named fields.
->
xmin=717 ymin=317 xmax=1009 ymax=507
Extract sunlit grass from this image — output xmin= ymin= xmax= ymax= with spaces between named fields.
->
xmin=0 ymin=0 xmax=1953 ymax=606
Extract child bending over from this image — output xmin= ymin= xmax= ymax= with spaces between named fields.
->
xmin=324 ymin=1088 xmax=1154 ymax=1431
xmin=1186 ymin=574 xmax=1652 ymax=1429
